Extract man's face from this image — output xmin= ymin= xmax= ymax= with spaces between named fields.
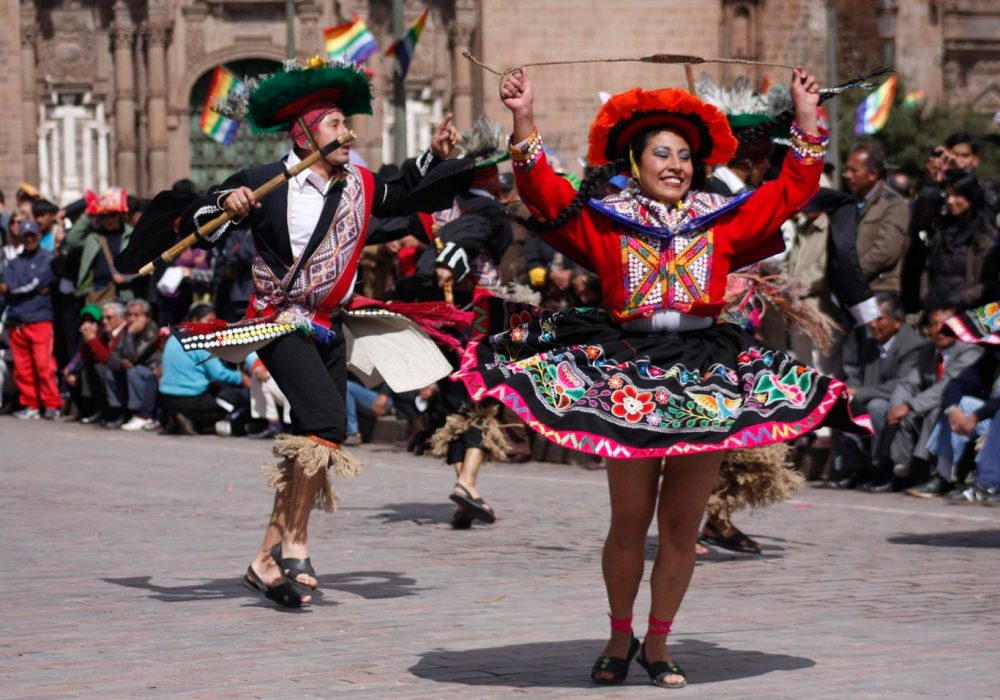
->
xmin=34 ymin=212 xmax=55 ymax=233
xmin=97 ymin=213 xmax=123 ymax=232
xmin=843 ymin=151 xmax=879 ymax=197
xmin=21 ymin=232 xmax=40 ymax=252
xmin=125 ymin=306 xmax=149 ymax=333
xmin=868 ymin=305 xmax=902 ymax=345
xmin=313 ymin=109 xmax=352 ymax=167
xmin=947 ymin=142 xmax=979 ymax=171
xmin=927 ymin=309 xmax=957 ymax=349
xmin=103 ymin=311 xmax=125 ymax=332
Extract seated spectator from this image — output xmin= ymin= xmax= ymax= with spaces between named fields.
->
xmin=922 ymin=169 xmax=999 ymax=310
xmin=105 ymin=298 xmax=161 ymax=431
xmin=157 ymin=303 xmax=250 ymax=435
xmin=0 ymin=220 xmax=61 ymax=419
xmin=890 ymin=305 xmax=983 ymax=496
xmin=928 ymin=348 xmax=1000 ymax=505
xmin=344 ymin=378 xmax=393 ymax=446
xmin=828 ymin=293 xmax=924 ymax=490
xmin=63 ymin=304 xmax=113 ymax=422
xmin=247 ymin=356 xmax=291 ymax=440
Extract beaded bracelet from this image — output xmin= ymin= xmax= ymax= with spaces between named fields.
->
xmin=789 ymin=121 xmax=828 ymax=165
xmin=510 ymin=127 xmax=544 ymax=170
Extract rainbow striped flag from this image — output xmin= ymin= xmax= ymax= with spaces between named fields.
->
xmin=200 ymin=66 xmax=244 ymax=146
xmin=854 ymin=74 xmax=898 ymax=135
xmin=385 ymin=10 xmax=428 ymax=78
xmin=903 ymin=89 xmax=926 ymax=108
xmin=324 ymin=15 xmax=379 ymax=64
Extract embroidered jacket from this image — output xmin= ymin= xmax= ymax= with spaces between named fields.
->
xmin=513 ymin=136 xmax=825 ymax=323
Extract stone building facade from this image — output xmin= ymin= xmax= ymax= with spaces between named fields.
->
xmin=2 ymin=0 xmax=998 ymax=205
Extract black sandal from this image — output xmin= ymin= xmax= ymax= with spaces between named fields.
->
xmin=636 ymin=642 xmax=687 ymax=689
xmin=700 ymin=519 xmax=762 ymax=554
xmin=590 ymin=636 xmax=640 ymax=685
xmin=448 ymin=482 xmax=497 ymax=524
xmin=270 ymin=543 xmax=317 ymax=595
xmin=450 ymin=506 xmax=475 ymax=530
xmin=241 ymin=565 xmax=304 ymax=608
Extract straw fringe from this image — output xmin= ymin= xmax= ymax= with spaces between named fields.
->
xmin=706 ymin=443 xmax=803 ymax=521
xmin=260 ymin=433 xmax=363 ymax=513
xmin=429 ymin=403 xmax=511 ymax=462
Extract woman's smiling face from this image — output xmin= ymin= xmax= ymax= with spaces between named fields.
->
xmin=635 ymin=129 xmax=694 ymax=204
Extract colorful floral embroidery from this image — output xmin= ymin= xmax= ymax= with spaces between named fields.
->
xmin=621 ymin=229 xmax=713 ymax=315
xmin=611 ymin=384 xmax=656 ymax=423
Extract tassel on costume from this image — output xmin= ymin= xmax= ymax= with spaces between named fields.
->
xmin=261 ymin=434 xmax=363 ymax=513
xmin=429 ymin=403 xmax=512 ymax=462
xmin=706 ymin=443 xmax=803 ymax=522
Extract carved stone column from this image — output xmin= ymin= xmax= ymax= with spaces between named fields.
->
xmin=449 ymin=22 xmax=474 ymax=130
xmin=112 ymin=6 xmax=138 ymax=191
xmin=145 ymin=22 xmax=171 ymax=192
xmin=20 ymin=21 xmax=39 ymax=185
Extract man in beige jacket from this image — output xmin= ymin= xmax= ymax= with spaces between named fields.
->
xmin=843 ymin=142 xmax=910 ymax=294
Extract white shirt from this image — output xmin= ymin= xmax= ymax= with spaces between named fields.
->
xmin=285 ymin=150 xmax=337 ymax=260
xmin=710 ymin=166 xmax=747 ymax=195
xmin=878 ymin=332 xmax=897 ymax=361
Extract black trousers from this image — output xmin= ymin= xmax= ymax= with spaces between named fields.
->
xmin=257 ymin=318 xmax=347 ymax=443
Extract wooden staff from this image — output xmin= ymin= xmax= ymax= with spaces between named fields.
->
xmin=433 ymin=235 xmax=455 ymax=304
xmin=138 ymin=130 xmax=357 ymax=276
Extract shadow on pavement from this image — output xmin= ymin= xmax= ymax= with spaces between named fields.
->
xmin=367 ymin=501 xmax=459 ymax=526
xmin=644 ymin=538 xmax=787 ymax=562
xmin=317 ymin=570 xmax=423 ymax=599
xmin=887 ymin=529 xmax=1000 ymax=548
xmin=410 ymin=637 xmax=814 ymax=688
xmin=102 ymin=575 xmax=328 ymax=611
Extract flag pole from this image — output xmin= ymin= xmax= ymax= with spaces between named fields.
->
xmin=392 ymin=0 xmax=408 ymax=164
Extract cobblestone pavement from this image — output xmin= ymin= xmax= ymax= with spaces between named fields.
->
xmin=3 ymin=417 xmax=999 ymax=699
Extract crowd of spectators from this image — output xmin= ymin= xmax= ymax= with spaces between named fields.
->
xmin=1 ymin=127 xmax=998 ymax=503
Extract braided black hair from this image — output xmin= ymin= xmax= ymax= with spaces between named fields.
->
xmin=510 ymin=159 xmax=625 ymax=233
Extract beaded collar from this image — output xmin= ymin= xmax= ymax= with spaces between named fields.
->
xmin=588 ymin=185 xmax=752 ymax=239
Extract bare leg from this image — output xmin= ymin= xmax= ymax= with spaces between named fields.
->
xmin=248 ymin=488 xmax=312 ymax=604
xmin=277 ymin=462 xmax=324 ymax=590
xmin=645 ymin=452 xmax=724 ymax=683
xmin=453 ymin=447 xmax=486 ymax=499
xmin=593 ymin=457 xmax=660 ymax=681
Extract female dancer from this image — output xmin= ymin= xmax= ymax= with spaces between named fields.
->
xmin=452 ymin=66 xmax=869 ymax=687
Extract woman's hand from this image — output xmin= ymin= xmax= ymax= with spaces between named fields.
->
xmin=223 ymin=186 xmax=259 ymax=219
xmin=790 ymin=66 xmax=821 ymax=135
xmin=501 ymin=69 xmax=535 ymax=143
xmin=430 ymin=114 xmax=462 ymax=159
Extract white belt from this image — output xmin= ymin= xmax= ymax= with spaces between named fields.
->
xmin=620 ymin=309 xmax=714 ymax=333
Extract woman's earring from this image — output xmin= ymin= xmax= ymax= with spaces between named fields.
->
xmin=629 ymin=149 xmax=641 ymax=184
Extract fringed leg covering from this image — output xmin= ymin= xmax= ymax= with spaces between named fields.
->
xmin=429 ymin=403 xmax=511 ymax=462
xmin=706 ymin=443 xmax=803 ymax=523
xmin=261 ymin=433 xmax=363 ymax=513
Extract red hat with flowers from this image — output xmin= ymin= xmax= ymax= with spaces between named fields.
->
xmin=587 ymin=88 xmax=738 ymax=166
xmin=85 ymin=188 xmax=129 ymax=216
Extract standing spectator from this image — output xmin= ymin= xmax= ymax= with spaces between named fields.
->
xmin=15 ymin=183 xmax=40 ymax=217
xmin=943 ymin=131 xmax=999 ymax=217
xmin=31 ymin=199 xmax=64 ymax=254
xmin=0 ymin=220 xmax=62 ymax=419
xmin=890 ymin=306 xmax=982 ymax=494
xmin=901 ymin=145 xmax=948 ymax=314
xmin=2 ymin=213 xmax=25 ymax=265
xmin=0 ymin=189 xmax=9 ymax=242
xmin=922 ymin=169 xmax=999 ymax=310
xmin=72 ymin=189 xmax=133 ymax=305
xmin=843 ymin=142 xmax=911 ymax=294
xmin=211 ymin=223 xmax=256 ymax=322
xmin=105 ymin=298 xmax=161 ymax=431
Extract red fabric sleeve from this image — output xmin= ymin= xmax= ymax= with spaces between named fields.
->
xmin=512 ymin=152 xmax=604 ymax=268
xmin=716 ymin=150 xmax=822 ymax=270
xmin=86 ymin=336 xmax=112 ymax=364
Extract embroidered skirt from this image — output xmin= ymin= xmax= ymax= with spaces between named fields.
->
xmin=452 ymin=298 xmax=870 ymax=460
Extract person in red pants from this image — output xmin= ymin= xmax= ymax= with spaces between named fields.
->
xmin=0 ymin=220 xmax=61 ymax=419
